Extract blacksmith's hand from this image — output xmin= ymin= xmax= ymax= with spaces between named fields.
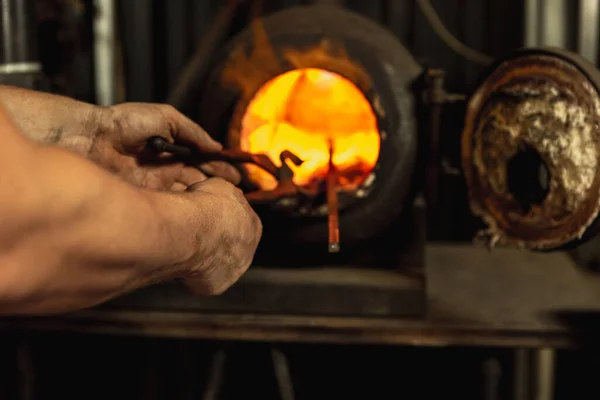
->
xmin=0 ymin=85 xmax=240 ymax=190
xmin=91 ymin=103 xmax=241 ymax=190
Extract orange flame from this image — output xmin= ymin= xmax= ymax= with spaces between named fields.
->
xmin=222 ymin=20 xmax=380 ymax=192
xmin=241 ymin=68 xmax=380 ymax=190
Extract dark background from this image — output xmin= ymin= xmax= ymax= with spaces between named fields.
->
xmin=9 ymin=1 xmax=598 ymax=399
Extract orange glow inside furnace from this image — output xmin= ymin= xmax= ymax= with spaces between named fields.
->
xmin=239 ymin=68 xmax=380 ymax=191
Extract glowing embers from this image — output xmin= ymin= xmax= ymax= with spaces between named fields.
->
xmin=239 ymin=68 xmax=380 ymax=191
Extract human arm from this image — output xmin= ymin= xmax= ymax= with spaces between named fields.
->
xmin=0 ymin=84 xmax=100 ymax=149
xmin=0 ymin=106 xmax=261 ymax=315
xmin=0 ymin=85 xmax=240 ymax=188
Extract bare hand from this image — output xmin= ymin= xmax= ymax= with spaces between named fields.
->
xmin=90 ymin=103 xmax=241 ymax=190
xmin=0 ymin=86 xmax=240 ymax=189
xmin=181 ymin=178 xmax=262 ymax=295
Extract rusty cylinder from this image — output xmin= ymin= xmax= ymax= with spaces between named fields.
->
xmin=462 ymin=48 xmax=600 ymax=250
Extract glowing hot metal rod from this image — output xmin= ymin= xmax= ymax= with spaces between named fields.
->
xmin=327 ymin=141 xmax=340 ymax=253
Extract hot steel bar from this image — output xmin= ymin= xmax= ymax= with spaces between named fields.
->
xmin=327 ymin=141 xmax=340 ymax=253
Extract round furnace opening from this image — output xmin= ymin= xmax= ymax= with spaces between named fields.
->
xmin=238 ymin=68 xmax=380 ymax=192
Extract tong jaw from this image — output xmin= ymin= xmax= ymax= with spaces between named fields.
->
xmin=245 ymin=150 xmax=317 ymax=205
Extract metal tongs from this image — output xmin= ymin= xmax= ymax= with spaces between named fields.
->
xmin=148 ymin=137 xmax=341 ymax=253
xmin=146 ymin=137 xmax=317 ymax=204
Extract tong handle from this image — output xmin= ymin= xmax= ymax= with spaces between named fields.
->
xmin=148 ymin=137 xmax=250 ymax=163
xmin=146 ymin=136 xmax=282 ymax=178
xmin=147 ymin=137 xmax=193 ymax=157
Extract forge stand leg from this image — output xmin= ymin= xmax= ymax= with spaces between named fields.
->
xmin=16 ymin=338 xmax=34 ymax=400
xmin=271 ymin=349 xmax=296 ymax=400
xmin=202 ymin=350 xmax=227 ymax=400
xmin=200 ymin=347 xmax=295 ymax=400
xmin=482 ymin=357 xmax=502 ymax=400
xmin=514 ymin=347 xmax=556 ymax=400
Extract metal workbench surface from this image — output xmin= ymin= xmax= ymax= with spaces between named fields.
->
xmin=2 ymin=244 xmax=600 ymax=348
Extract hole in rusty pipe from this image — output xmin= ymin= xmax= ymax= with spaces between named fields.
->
xmin=506 ymin=143 xmax=550 ymax=213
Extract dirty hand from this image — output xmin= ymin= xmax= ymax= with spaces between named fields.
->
xmin=180 ymin=178 xmax=262 ymax=295
xmin=89 ymin=103 xmax=241 ymax=190
xmin=0 ymin=86 xmax=240 ymax=189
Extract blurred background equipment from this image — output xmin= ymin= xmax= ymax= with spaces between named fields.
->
xmin=0 ymin=0 xmax=41 ymax=88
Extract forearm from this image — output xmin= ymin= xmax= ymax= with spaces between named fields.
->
xmin=0 ymin=136 xmax=198 ymax=315
xmin=0 ymin=85 xmax=103 ymax=154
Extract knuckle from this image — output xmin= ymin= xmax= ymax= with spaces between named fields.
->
xmin=208 ymin=176 xmax=230 ymax=185
xmin=220 ymin=178 xmax=236 ymax=189
xmin=200 ymin=176 xmax=229 ymax=189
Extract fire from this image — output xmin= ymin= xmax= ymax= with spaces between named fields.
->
xmin=240 ymin=68 xmax=380 ymax=191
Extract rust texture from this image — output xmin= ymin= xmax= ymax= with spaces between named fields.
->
xmin=462 ymin=53 xmax=600 ymax=249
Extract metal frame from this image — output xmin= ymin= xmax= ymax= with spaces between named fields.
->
xmin=93 ymin=0 xmax=116 ymax=105
xmin=578 ymin=0 xmax=600 ymax=63
xmin=525 ymin=0 xmax=599 ymax=63
xmin=3 ymin=244 xmax=600 ymax=351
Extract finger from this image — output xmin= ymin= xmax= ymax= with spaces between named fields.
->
xmin=198 ymin=161 xmax=242 ymax=185
xmin=161 ymin=105 xmax=222 ymax=152
xmin=178 ymin=167 xmax=208 ymax=186
xmin=169 ymin=182 xmax=187 ymax=191
xmin=110 ymin=103 xmax=177 ymax=150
